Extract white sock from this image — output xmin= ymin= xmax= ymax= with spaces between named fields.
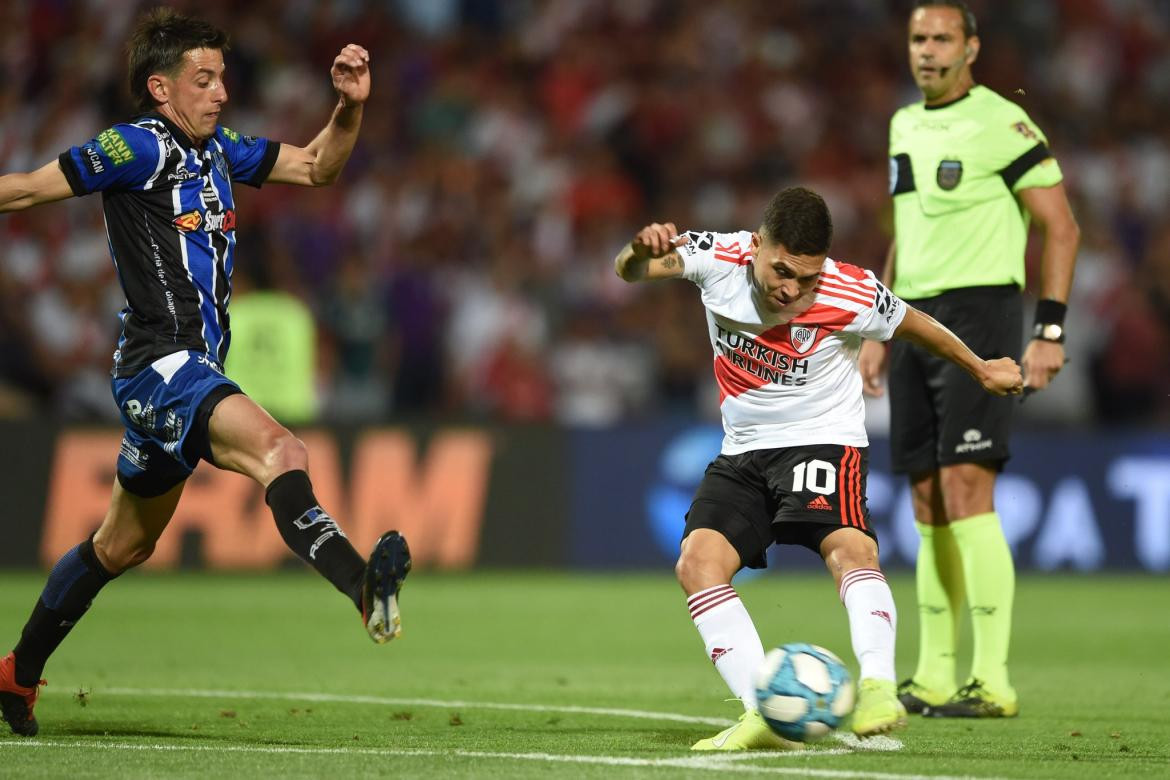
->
xmin=839 ymin=568 xmax=897 ymax=682
xmin=687 ymin=584 xmax=766 ymax=711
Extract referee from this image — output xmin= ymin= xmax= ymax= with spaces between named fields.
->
xmin=859 ymin=1 xmax=1079 ymax=719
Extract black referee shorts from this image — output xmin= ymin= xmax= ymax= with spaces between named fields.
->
xmin=888 ymin=285 xmax=1022 ymax=475
xmin=682 ymin=444 xmax=877 ymax=570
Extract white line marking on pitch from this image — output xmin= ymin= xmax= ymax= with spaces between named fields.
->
xmin=97 ymin=686 xmax=733 ymax=726
xmin=0 ymin=741 xmax=1009 ymax=780
xmin=93 ymin=686 xmax=901 ymax=753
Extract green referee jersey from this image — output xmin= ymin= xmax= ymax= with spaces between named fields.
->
xmin=224 ymin=291 xmax=319 ymax=425
xmin=889 ymin=85 xmax=1063 ymax=299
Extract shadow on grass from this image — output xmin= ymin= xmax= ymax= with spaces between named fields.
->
xmin=46 ymin=725 xmax=239 ymax=741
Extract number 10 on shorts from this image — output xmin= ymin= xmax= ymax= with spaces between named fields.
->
xmin=793 ymin=459 xmax=836 ymax=495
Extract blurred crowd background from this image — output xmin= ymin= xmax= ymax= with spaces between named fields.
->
xmin=1 ymin=0 xmax=1167 ymax=428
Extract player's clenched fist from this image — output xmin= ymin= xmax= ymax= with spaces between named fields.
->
xmin=331 ymin=44 xmax=371 ymax=106
xmin=631 ymin=222 xmax=683 ymax=259
xmin=979 ymin=357 xmax=1024 ymax=396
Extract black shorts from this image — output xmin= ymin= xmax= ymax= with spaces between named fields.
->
xmin=682 ymin=444 xmax=877 ymax=570
xmin=888 ymin=285 xmax=1022 ymax=475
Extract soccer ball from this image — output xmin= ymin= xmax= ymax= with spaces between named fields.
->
xmin=754 ymin=643 xmax=855 ymax=742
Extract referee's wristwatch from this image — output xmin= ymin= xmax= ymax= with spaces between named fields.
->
xmin=1032 ymin=322 xmax=1064 ymax=343
xmin=1031 ymin=299 xmax=1067 ymax=343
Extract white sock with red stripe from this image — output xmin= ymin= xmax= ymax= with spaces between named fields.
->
xmin=839 ymin=568 xmax=897 ymax=682
xmin=687 ymin=584 xmax=766 ymax=712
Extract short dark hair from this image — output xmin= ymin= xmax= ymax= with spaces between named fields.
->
xmin=912 ymin=1 xmax=977 ymax=39
xmin=760 ymin=187 xmax=833 ymax=256
xmin=127 ymin=8 xmax=229 ymax=111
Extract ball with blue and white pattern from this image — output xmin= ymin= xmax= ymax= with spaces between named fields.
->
xmin=754 ymin=643 xmax=855 ymax=742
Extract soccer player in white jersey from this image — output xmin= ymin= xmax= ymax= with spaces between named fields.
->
xmin=614 ymin=187 xmax=1024 ymax=749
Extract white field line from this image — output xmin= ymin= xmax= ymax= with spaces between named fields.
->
xmin=95 ymin=686 xmax=902 ymax=752
xmin=0 ymin=741 xmax=1011 ymax=780
xmin=18 ymin=686 xmax=974 ymax=775
xmin=95 ymin=686 xmax=732 ymax=726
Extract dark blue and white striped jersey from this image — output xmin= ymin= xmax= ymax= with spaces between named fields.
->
xmin=58 ymin=112 xmax=280 ymax=377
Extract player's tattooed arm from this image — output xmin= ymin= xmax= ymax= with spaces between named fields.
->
xmin=614 ymin=222 xmax=687 ymax=282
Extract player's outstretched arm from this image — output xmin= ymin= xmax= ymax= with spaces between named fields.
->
xmin=0 ymin=161 xmax=74 ymax=213
xmin=266 ymin=44 xmax=370 ymax=187
xmin=614 ymin=222 xmax=688 ymax=283
xmin=894 ymin=307 xmax=1023 ymax=397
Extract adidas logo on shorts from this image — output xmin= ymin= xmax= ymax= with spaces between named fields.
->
xmin=806 ymin=495 xmax=833 ymax=511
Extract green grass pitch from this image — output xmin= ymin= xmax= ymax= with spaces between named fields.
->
xmin=0 ymin=570 xmax=1167 ymax=778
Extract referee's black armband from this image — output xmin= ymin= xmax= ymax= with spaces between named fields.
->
xmin=1000 ymin=143 xmax=1051 ymax=190
xmin=889 ymin=153 xmax=915 ymax=195
xmin=1032 ymin=298 xmax=1067 ymax=343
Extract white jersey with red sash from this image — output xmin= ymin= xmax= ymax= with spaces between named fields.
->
xmin=678 ymin=230 xmax=907 ymax=454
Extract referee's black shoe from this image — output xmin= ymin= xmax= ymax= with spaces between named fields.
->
xmin=362 ymin=531 xmax=411 ymax=644
xmin=923 ymin=679 xmax=1019 ymax=718
xmin=896 ymin=678 xmax=949 ymax=715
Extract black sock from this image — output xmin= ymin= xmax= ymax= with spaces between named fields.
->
xmin=13 ymin=537 xmax=117 ymax=687
xmin=266 ymin=470 xmax=365 ymax=611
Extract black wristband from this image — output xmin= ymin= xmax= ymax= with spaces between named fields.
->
xmin=1034 ymin=299 xmax=1067 ymax=327
xmin=1032 ymin=299 xmax=1067 ymax=343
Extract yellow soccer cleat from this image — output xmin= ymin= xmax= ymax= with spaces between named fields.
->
xmin=851 ymin=678 xmax=909 ymax=737
xmin=691 ymin=709 xmax=805 ymax=751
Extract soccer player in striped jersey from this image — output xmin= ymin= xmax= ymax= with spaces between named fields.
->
xmin=0 ymin=9 xmax=409 ymax=737
xmin=615 ymin=187 xmax=1023 ymax=749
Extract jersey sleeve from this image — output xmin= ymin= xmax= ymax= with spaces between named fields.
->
xmin=679 ymin=230 xmax=752 ymax=289
xmin=57 ymin=124 xmax=161 ymax=196
xmin=839 ymin=269 xmax=907 ymax=341
xmin=1011 ymin=152 xmax=1063 ymax=192
xmin=216 ymin=126 xmax=280 ymax=188
xmin=990 ymin=103 xmax=1063 ymax=193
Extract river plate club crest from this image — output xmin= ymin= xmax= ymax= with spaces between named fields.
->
xmin=790 ymin=324 xmax=818 ymax=354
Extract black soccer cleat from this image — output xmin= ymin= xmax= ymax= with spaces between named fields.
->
xmin=362 ymin=531 xmax=412 ymax=644
xmin=923 ymin=679 xmax=1019 ymax=718
xmin=0 ymin=652 xmax=44 ymax=737
xmin=896 ymin=677 xmax=949 ymax=715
